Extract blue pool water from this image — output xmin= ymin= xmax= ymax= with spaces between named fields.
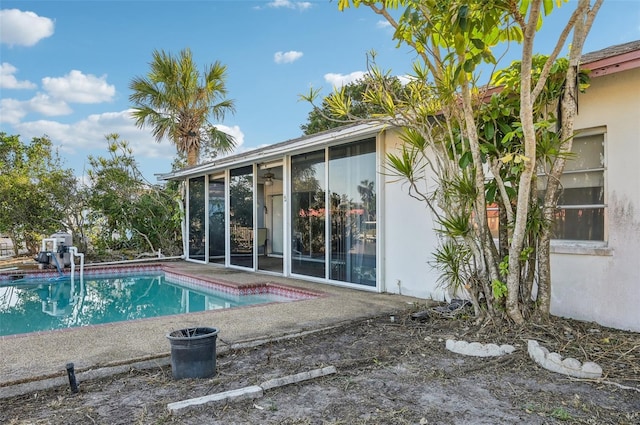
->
xmin=0 ymin=272 xmax=295 ymax=337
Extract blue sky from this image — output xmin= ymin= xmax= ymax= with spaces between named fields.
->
xmin=1 ymin=1 xmax=639 ymax=182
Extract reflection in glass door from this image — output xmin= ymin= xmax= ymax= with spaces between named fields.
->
xmin=208 ymin=176 xmax=225 ymax=264
xmin=329 ymin=139 xmax=376 ymax=286
xmin=271 ymin=195 xmax=284 ymax=254
xmin=188 ymin=176 xmax=206 ymax=261
xmin=258 ymin=166 xmax=283 ymax=273
xmin=229 ymin=166 xmax=253 ymax=268
xmin=291 ymin=150 xmax=326 ymax=278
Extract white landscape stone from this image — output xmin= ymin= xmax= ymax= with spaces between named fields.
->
xmin=548 ymin=352 xmax=563 ymax=365
xmin=527 ymin=340 xmax=603 ymax=379
xmin=445 ymin=339 xmax=516 ymax=357
xmin=166 ymin=366 xmax=338 ymax=413
xmin=582 ymin=362 xmax=603 ymax=375
xmin=486 ymin=343 xmax=500 ymax=353
xmin=562 ymin=357 xmax=582 ymax=369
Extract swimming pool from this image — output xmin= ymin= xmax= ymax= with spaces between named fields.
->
xmin=0 ymin=268 xmax=312 ymax=337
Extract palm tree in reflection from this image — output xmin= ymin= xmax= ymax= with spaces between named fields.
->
xmin=357 ymin=179 xmax=376 ymax=221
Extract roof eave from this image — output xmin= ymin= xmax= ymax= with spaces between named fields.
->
xmin=157 ymin=120 xmax=389 ymax=181
xmin=582 ymin=49 xmax=640 ymax=77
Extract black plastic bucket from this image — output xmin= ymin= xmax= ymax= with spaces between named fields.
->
xmin=166 ymin=327 xmax=219 ymax=379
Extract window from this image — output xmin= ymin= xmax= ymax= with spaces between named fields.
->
xmin=290 ymin=138 xmax=378 ymax=286
xmin=208 ymin=176 xmax=225 ymax=264
xmin=229 ymin=166 xmax=254 ymax=268
xmin=188 ymin=176 xmax=206 ymax=260
xmin=329 ymin=138 xmax=377 ymax=286
xmin=539 ymin=131 xmax=605 ymax=241
xmin=291 ymin=150 xmax=326 ymax=278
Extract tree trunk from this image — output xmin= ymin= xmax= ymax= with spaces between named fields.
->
xmin=499 ymin=198 xmax=509 ymax=259
xmin=187 ymin=148 xmax=198 ymax=167
xmin=505 ymin=1 xmax=542 ymax=326
xmin=538 ymin=230 xmax=552 ymax=318
xmin=458 ymin=82 xmax=502 ymax=311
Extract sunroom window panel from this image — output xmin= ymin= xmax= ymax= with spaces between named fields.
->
xmin=328 ymin=138 xmax=377 ymax=286
xmin=188 ymin=176 xmax=206 ymax=260
xmin=229 ymin=166 xmax=254 ymax=268
xmin=208 ymin=177 xmax=225 ymax=264
xmin=291 ymin=150 xmax=326 ymax=278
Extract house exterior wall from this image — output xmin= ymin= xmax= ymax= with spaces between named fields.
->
xmin=378 ymin=67 xmax=640 ymax=331
xmin=549 ymin=67 xmax=640 ymax=331
xmin=380 ymin=130 xmax=446 ymax=301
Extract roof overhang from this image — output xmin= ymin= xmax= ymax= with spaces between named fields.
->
xmin=582 ymin=49 xmax=640 ymax=77
xmin=580 ymin=40 xmax=640 ymax=77
xmin=157 ymin=120 xmax=389 ymax=181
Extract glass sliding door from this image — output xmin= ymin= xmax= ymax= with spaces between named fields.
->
xmin=291 ymin=150 xmax=326 ymax=278
xmin=229 ymin=166 xmax=253 ymax=268
xmin=258 ymin=166 xmax=283 ymax=273
xmin=271 ymin=194 xmax=284 ymax=254
xmin=329 ymin=139 xmax=376 ymax=286
xmin=208 ymin=176 xmax=225 ymax=264
xmin=188 ymin=176 xmax=206 ymax=261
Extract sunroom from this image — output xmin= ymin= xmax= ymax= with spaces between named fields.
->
xmin=159 ymin=122 xmax=386 ymax=292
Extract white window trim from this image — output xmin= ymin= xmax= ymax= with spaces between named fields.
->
xmin=549 ymin=241 xmax=613 ymax=256
xmin=548 ymin=126 xmax=608 ymax=252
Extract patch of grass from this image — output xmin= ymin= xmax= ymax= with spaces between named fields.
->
xmin=524 ymin=402 xmax=574 ymax=421
xmin=551 ymin=407 xmax=573 ymax=421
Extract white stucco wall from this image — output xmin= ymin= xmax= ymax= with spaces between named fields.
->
xmin=379 ymin=67 xmax=640 ymax=331
xmin=381 ymin=130 xmax=445 ymax=301
xmin=549 ymin=67 xmax=640 ymax=331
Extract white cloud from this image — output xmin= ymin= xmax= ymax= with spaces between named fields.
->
xmin=274 ymin=50 xmax=304 ymax=64
xmin=0 ymin=98 xmax=27 ymax=124
xmin=397 ymin=75 xmax=413 ymax=85
xmin=13 ymin=109 xmax=174 ymax=160
xmin=1 ymin=70 xmax=116 ymax=123
xmin=0 ymin=63 xmax=37 ymax=89
xmin=11 ymin=109 xmax=244 ymax=163
xmin=324 ymin=71 xmax=366 ymax=88
xmin=214 ymin=124 xmax=245 ymax=151
xmin=42 ymin=70 xmax=116 ymax=104
xmin=267 ymin=1 xmax=312 ymax=11
xmin=12 ymin=112 xmax=176 ymax=180
xmin=1 ymin=93 xmax=72 ymax=124
xmin=376 ymin=20 xmax=392 ymax=29
xmin=0 ymin=9 xmax=54 ymax=47
xmin=28 ymin=93 xmax=73 ymax=116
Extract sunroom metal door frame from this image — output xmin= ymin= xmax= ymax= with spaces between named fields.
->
xmin=186 ymin=175 xmax=208 ymax=265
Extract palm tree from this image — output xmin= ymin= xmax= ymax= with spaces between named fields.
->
xmin=129 ymin=48 xmax=236 ymax=166
xmin=357 ymin=179 xmax=375 ymax=220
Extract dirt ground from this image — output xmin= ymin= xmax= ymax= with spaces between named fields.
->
xmin=1 ymin=307 xmax=638 ymax=425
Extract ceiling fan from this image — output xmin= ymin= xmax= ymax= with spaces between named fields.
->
xmin=262 ymin=171 xmax=275 ymax=186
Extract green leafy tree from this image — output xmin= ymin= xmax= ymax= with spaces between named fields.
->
xmin=86 ymin=134 xmax=182 ymax=257
xmin=301 ymin=71 xmax=405 ymax=135
xmin=129 ymin=48 xmax=236 ymax=166
xmin=308 ymin=0 xmax=602 ymax=324
xmin=0 ymin=133 xmax=76 ymax=255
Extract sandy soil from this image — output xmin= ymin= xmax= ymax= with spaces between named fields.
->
xmin=1 ymin=308 xmax=638 ymax=425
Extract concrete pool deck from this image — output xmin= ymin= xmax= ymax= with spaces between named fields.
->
xmin=0 ymin=261 xmax=422 ymax=397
